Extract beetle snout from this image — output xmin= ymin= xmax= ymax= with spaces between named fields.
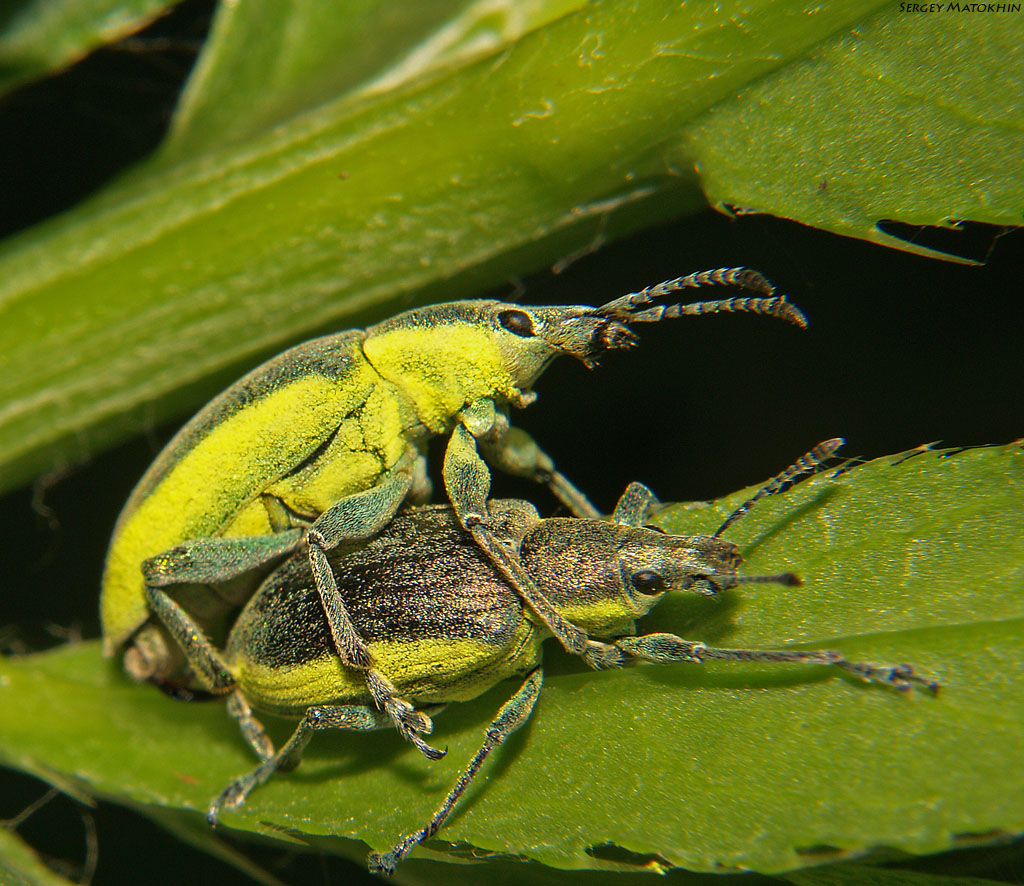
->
xmin=661 ymin=539 xmax=743 ymax=596
xmin=595 ymin=320 xmax=638 ymax=353
xmin=550 ymin=317 xmax=638 ymax=369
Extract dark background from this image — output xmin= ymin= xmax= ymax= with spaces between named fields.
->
xmin=1 ymin=2 xmax=1022 ymax=884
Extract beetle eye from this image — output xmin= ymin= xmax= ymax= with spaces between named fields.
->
xmin=498 ymin=309 xmax=535 ymax=337
xmin=631 ymin=570 xmax=666 ymax=595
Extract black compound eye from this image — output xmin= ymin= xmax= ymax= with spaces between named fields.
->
xmin=631 ymin=570 xmax=666 ymax=595
xmin=498 ymin=309 xmax=535 ymax=337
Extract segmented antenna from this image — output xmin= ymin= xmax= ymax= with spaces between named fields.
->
xmin=714 ymin=438 xmax=845 ymax=538
xmin=596 ymin=267 xmax=807 ymax=328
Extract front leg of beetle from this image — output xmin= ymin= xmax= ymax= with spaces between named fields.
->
xmin=616 ymin=634 xmax=940 ymax=693
xmin=468 ymin=399 xmax=600 ymax=518
xmin=444 ymin=423 xmax=606 ymax=665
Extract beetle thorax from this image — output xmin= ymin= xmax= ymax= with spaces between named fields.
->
xmin=363 ymin=313 xmax=520 ymax=432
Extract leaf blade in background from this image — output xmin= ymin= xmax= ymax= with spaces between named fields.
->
xmin=682 ymin=8 xmax=1024 ymax=260
xmin=0 ymin=444 xmax=1020 ymax=876
xmin=0 ymin=0 xmax=171 ymax=96
xmin=0 ymin=827 xmax=81 ymax=886
xmin=161 ymin=0 xmax=586 ymax=160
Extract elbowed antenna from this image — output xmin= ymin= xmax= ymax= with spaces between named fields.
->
xmin=733 ymin=572 xmax=802 ymax=587
xmin=714 ymin=438 xmax=846 ymax=538
xmin=594 ymin=267 xmax=808 ymax=328
xmin=705 ymin=571 xmax=802 ymax=593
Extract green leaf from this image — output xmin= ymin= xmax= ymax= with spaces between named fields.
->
xmin=682 ymin=6 xmax=1024 ymax=260
xmin=0 ymin=0 xmax=938 ymax=497
xmin=1 ymin=444 xmax=1020 ymax=877
xmin=0 ymin=828 xmax=78 ymax=886
xmin=0 ymin=0 xmax=171 ymax=96
xmin=161 ymin=0 xmax=586 ymax=160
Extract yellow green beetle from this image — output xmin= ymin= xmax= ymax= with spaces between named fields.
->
xmin=101 ymin=268 xmax=806 ymax=756
xmin=141 ymin=442 xmax=936 ymax=874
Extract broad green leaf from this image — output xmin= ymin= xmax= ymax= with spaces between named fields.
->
xmin=682 ymin=7 xmax=1024 ymax=260
xmin=0 ymin=0 xmax=896 ymax=496
xmin=0 ymin=0 xmax=170 ymax=96
xmin=163 ymin=0 xmax=585 ymax=160
xmin=0 ymin=828 xmax=78 ymax=886
xmin=0 ymin=444 xmax=1020 ymax=879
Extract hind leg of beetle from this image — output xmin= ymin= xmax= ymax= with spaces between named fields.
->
xmin=226 ymin=691 xmax=275 ymax=761
xmin=209 ymin=703 xmax=393 ymax=824
xmin=145 ymin=582 xmax=273 ymax=761
xmin=135 ymin=530 xmax=305 ymax=683
xmin=143 ymin=579 xmax=242 ymax=695
xmin=615 ymin=634 xmax=940 ymax=693
xmin=143 ymin=531 xmax=306 ymax=592
xmin=368 ymin=668 xmax=544 ymax=876
xmin=444 ymin=425 xmax=610 ymax=667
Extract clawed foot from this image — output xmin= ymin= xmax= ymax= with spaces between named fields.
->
xmin=367 ymin=849 xmax=398 ymax=877
xmin=207 ymin=781 xmax=247 ymax=826
xmin=392 ymin=702 xmax=447 ymax=761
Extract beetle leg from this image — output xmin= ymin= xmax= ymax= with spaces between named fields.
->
xmin=444 ymin=426 xmax=609 ymax=666
xmin=478 ymin=425 xmax=601 ymax=519
xmin=143 ymin=530 xmax=305 ymax=590
xmin=226 ymin=691 xmax=275 ymax=761
xmin=609 ymin=482 xmax=661 ymax=527
xmin=306 ymin=465 xmax=415 ymax=671
xmin=134 ymin=530 xmax=305 ymax=684
xmin=209 ymin=702 xmax=393 ymax=824
xmin=368 ymin=668 xmax=544 ymax=875
xmin=365 ymin=668 xmax=446 ymax=761
xmin=142 ymin=579 xmax=238 ymax=695
xmin=615 ymin=633 xmax=940 ymax=693
xmin=442 ymin=423 xmax=492 ymax=523
xmin=307 ymin=462 xmax=443 ymax=754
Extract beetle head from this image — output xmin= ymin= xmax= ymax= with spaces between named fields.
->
xmin=518 ymin=518 xmax=743 ymax=638
xmin=482 ymin=301 xmax=638 ymax=386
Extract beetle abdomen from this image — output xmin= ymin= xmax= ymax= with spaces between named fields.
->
xmin=226 ymin=507 xmax=540 ymax=712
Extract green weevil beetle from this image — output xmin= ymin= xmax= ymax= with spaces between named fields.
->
xmin=101 ymin=268 xmax=806 ymax=754
xmin=141 ymin=440 xmax=937 ymax=874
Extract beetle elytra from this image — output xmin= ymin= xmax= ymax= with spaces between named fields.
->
xmin=102 ymin=269 xmax=807 ymax=756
